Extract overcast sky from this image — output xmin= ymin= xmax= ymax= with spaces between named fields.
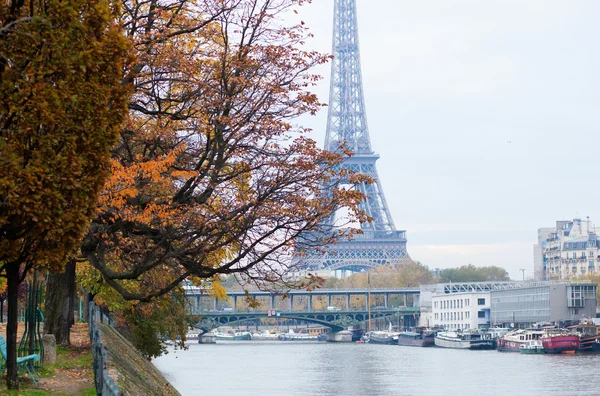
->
xmin=290 ymin=1 xmax=600 ymax=280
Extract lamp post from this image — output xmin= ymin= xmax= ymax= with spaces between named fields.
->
xmin=367 ymin=271 xmax=371 ymax=332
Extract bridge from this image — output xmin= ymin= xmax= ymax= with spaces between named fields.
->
xmin=184 ymin=286 xmax=422 ymax=334
xmin=184 ymin=286 xmax=421 ymax=312
xmin=187 ymin=307 xmax=420 ymax=334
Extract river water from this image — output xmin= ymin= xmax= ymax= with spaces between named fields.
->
xmin=153 ymin=341 xmax=600 ymax=396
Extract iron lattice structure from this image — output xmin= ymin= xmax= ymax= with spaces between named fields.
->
xmin=295 ymin=0 xmax=410 ymax=272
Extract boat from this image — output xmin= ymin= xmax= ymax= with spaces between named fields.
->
xmin=519 ymin=340 xmax=545 ymax=354
xmin=497 ymin=329 xmax=544 ymax=352
xmin=541 ymin=329 xmax=579 ymax=354
xmin=251 ymin=331 xmax=282 ymax=341
xmin=434 ymin=330 xmax=495 ymax=350
xmin=569 ymin=321 xmax=600 ymax=353
xmin=215 ymin=331 xmax=252 ymax=341
xmin=280 ymin=329 xmax=326 ymax=341
xmin=367 ymin=331 xmax=398 ymax=345
xmin=397 ymin=329 xmax=435 ymax=347
xmin=185 ymin=332 xmax=200 ymax=341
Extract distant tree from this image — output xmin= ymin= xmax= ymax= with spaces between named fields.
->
xmin=439 ymin=264 xmax=509 ymax=283
xmin=396 ymin=261 xmax=437 ymax=287
xmin=478 ymin=265 xmax=511 ymax=281
xmin=0 ymin=0 xmax=130 ymax=388
xmin=327 ymin=261 xmax=437 ymax=289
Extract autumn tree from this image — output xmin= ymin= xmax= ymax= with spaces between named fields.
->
xmin=78 ymin=0 xmax=365 ymax=311
xmin=439 ymin=264 xmax=510 ymax=283
xmin=0 ymin=0 xmax=130 ymax=388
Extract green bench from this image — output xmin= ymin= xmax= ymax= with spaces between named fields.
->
xmin=0 ymin=334 xmax=40 ymax=386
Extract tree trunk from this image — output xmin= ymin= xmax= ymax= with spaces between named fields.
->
xmin=6 ymin=264 xmax=20 ymax=390
xmin=43 ymin=259 xmax=76 ymax=346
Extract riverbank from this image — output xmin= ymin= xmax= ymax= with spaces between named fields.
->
xmin=0 ymin=322 xmax=178 ymax=395
xmin=99 ymin=323 xmax=180 ymax=396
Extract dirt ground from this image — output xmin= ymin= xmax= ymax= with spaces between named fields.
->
xmin=0 ymin=323 xmax=94 ymax=395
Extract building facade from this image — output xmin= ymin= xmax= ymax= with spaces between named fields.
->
xmin=431 ymin=292 xmax=491 ymax=330
xmin=535 ymin=218 xmax=600 ymax=280
xmin=490 ymin=283 xmax=596 ymax=327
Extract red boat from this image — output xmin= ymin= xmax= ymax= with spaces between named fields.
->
xmin=541 ymin=330 xmax=579 ymax=354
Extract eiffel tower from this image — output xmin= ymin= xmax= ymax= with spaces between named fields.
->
xmin=295 ymin=0 xmax=410 ymax=273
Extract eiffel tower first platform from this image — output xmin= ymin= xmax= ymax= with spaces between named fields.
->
xmin=294 ymin=0 xmax=411 ymax=273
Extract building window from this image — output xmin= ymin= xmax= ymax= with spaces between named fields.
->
xmin=477 ymin=298 xmax=485 ymax=305
xmin=460 ymin=300 xmax=463 ymax=308
xmin=460 ymin=312 xmax=463 ymax=320
xmin=478 ymin=311 xmax=485 ymax=318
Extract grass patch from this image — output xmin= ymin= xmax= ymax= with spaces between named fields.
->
xmin=1 ymin=388 xmax=70 ymax=395
xmin=54 ymin=346 xmax=92 ymax=370
xmin=82 ymin=386 xmax=96 ymax=396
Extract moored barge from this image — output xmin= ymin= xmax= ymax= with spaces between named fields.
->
xmin=541 ymin=329 xmax=579 ymax=354
xmin=434 ymin=331 xmax=495 ymax=350
xmin=497 ymin=329 xmax=544 ymax=352
xmin=397 ymin=330 xmax=435 ymax=347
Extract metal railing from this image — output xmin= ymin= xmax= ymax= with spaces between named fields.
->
xmin=89 ymin=302 xmax=121 ymax=396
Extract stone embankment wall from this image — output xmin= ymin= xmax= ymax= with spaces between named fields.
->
xmin=99 ymin=323 xmax=180 ymax=396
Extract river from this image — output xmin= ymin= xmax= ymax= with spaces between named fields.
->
xmin=153 ymin=341 xmax=600 ymax=396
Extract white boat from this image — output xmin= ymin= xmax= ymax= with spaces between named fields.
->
xmin=434 ymin=331 xmax=495 ymax=350
xmin=280 ymin=329 xmax=326 ymax=341
xmin=367 ymin=331 xmax=399 ymax=345
xmin=251 ymin=331 xmax=282 ymax=341
xmin=215 ymin=331 xmax=252 ymax=341
xmin=185 ymin=332 xmax=200 ymax=341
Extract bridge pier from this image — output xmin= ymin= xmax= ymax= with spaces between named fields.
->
xmin=327 ymin=295 xmax=331 ymax=307
xmin=403 ymin=294 xmax=407 ymax=307
xmin=233 ymin=295 xmax=237 ymax=311
xmin=384 ymin=294 xmax=388 ymax=309
xmin=213 ymin=297 xmax=218 ymax=311
xmin=270 ymin=294 xmax=275 ymax=310
xmin=365 ymin=293 xmax=368 ymax=310
xmin=346 ymin=294 xmax=350 ymax=310
xmin=308 ymin=295 xmax=312 ymax=311
xmin=289 ymin=295 xmax=293 ymax=311
xmin=326 ymin=330 xmax=353 ymax=343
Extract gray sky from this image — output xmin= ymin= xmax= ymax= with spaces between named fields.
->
xmin=291 ymin=1 xmax=600 ymax=280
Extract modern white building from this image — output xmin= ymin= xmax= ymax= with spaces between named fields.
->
xmin=431 ymin=292 xmax=491 ymax=330
xmin=535 ymin=218 xmax=600 ymax=281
